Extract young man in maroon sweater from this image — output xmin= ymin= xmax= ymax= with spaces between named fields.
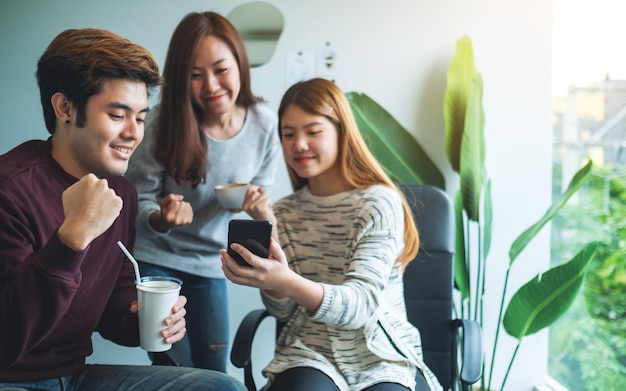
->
xmin=0 ymin=28 xmax=245 ymax=391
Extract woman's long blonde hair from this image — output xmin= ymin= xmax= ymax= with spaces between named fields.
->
xmin=277 ymin=78 xmax=419 ymax=268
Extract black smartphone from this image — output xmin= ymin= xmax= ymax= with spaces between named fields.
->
xmin=227 ymin=219 xmax=272 ymax=267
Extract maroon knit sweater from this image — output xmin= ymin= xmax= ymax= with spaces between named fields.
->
xmin=0 ymin=139 xmax=139 ymax=381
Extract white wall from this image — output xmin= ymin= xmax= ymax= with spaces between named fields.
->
xmin=0 ymin=1 xmax=553 ymax=390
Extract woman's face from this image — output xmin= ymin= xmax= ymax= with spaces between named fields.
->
xmin=280 ymin=105 xmax=344 ymax=194
xmin=190 ymin=35 xmax=241 ymax=118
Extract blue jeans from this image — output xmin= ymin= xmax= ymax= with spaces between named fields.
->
xmin=138 ymin=262 xmax=229 ymax=372
xmin=0 ymin=364 xmax=245 ymax=390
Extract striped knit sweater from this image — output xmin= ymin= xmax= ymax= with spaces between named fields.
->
xmin=261 ymin=185 xmax=442 ymax=391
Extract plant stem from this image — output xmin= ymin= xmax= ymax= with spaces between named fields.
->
xmin=465 ymin=217 xmax=472 ymax=318
xmin=474 ymin=225 xmax=483 ymax=321
xmin=487 ymin=266 xmax=511 ymax=390
xmin=499 ymin=341 xmax=520 ymax=391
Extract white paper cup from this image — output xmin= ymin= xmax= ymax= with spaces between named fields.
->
xmin=136 ymin=276 xmax=182 ymax=352
xmin=215 ymin=183 xmax=250 ymax=210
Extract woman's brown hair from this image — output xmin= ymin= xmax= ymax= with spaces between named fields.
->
xmin=154 ymin=11 xmax=262 ymax=186
xmin=277 ymin=78 xmax=419 ymax=268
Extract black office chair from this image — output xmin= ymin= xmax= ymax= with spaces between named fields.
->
xmin=230 ymin=184 xmax=483 ymax=391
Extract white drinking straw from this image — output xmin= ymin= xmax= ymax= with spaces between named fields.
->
xmin=117 ymin=241 xmax=142 ymax=285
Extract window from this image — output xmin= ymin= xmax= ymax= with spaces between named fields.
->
xmin=550 ymin=1 xmax=626 ymax=389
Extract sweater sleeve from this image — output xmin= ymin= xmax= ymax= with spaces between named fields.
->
xmin=261 ymin=289 xmax=297 ymax=322
xmin=124 ymin=111 xmax=168 ymax=239
xmin=0 ymin=191 xmax=86 ymax=370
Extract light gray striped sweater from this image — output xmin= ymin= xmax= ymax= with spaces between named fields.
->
xmin=261 ymin=185 xmax=442 ymax=391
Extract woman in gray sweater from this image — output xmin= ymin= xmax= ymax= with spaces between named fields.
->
xmin=125 ymin=12 xmax=281 ymax=371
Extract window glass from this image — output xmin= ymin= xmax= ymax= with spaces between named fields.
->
xmin=550 ymin=1 xmax=626 ymax=389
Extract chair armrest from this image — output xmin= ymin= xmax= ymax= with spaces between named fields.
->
xmin=452 ymin=319 xmax=483 ymax=386
xmin=230 ymin=309 xmax=275 ymax=391
xmin=231 ymin=309 xmax=274 ymax=367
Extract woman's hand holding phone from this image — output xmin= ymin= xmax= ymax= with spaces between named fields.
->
xmin=221 ymin=237 xmax=290 ymax=295
xmin=221 ymin=238 xmax=323 ymax=311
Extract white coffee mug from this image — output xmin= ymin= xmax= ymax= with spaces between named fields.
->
xmin=214 ymin=183 xmax=250 ymax=210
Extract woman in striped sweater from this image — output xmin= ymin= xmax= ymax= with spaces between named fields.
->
xmin=221 ymin=78 xmax=442 ymax=391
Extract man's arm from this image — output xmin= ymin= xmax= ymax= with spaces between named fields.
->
xmin=0 ymin=174 xmax=123 ymax=369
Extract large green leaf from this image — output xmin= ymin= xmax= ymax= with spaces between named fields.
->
xmin=444 ymin=35 xmax=477 ymax=173
xmin=454 ymin=190 xmax=470 ymax=300
xmin=345 ymin=92 xmax=445 ymax=188
xmin=508 ymin=160 xmax=593 ymax=264
xmin=459 ymin=74 xmax=485 ymax=222
xmin=503 ymin=241 xmax=598 ymax=339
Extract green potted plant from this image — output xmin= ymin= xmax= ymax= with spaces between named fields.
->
xmin=345 ymin=35 xmax=598 ymax=391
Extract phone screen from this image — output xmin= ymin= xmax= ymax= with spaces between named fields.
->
xmin=227 ymin=219 xmax=272 ymax=267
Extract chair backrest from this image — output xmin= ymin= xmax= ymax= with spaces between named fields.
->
xmin=399 ymin=184 xmax=456 ymax=391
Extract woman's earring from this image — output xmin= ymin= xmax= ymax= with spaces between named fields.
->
xmin=65 ymin=119 xmax=70 ymax=124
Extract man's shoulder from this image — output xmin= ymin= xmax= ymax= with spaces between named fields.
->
xmin=0 ymin=140 xmax=45 ymax=162
xmin=0 ymin=140 xmax=48 ymax=184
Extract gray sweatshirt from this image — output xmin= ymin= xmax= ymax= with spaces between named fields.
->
xmin=125 ymin=103 xmax=281 ymax=278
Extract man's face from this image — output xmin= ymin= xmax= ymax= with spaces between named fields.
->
xmin=57 ymin=79 xmax=148 ymax=178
